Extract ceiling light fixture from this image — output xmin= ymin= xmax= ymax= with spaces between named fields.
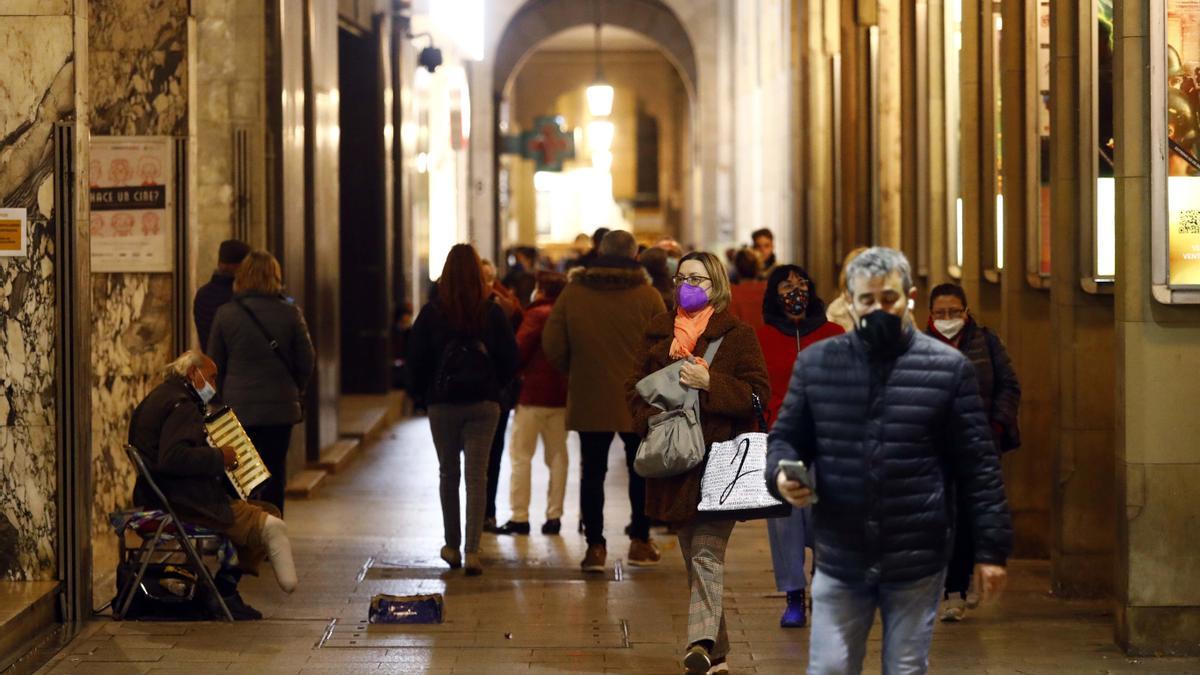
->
xmin=586 ymin=2 xmax=614 ymax=117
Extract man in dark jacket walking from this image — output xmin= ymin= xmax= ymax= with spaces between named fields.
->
xmin=193 ymin=239 xmax=250 ymax=352
xmin=128 ymin=351 xmax=297 ymax=619
xmin=765 ymin=247 xmax=1012 ymax=674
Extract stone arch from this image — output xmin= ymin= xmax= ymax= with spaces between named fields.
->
xmin=494 ymin=0 xmax=697 ymax=99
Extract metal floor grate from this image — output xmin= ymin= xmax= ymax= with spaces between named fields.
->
xmin=320 ymin=618 xmax=630 ymax=650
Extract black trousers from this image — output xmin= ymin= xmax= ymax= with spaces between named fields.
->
xmin=245 ymin=424 xmax=294 ymax=516
xmin=578 ymin=431 xmax=648 ymax=546
xmin=484 ymin=407 xmax=512 ymax=520
xmin=944 ymin=486 xmax=975 ymax=597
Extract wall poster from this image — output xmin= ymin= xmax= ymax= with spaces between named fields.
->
xmin=1168 ymin=0 xmax=1200 ymax=285
xmin=89 ymin=136 xmax=174 ymax=272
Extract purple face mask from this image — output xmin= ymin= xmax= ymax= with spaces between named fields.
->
xmin=678 ymin=283 xmax=709 ymax=312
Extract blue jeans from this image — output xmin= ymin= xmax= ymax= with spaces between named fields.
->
xmin=807 ymin=569 xmax=946 ymax=675
xmin=767 ymin=506 xmax=812 ymax=592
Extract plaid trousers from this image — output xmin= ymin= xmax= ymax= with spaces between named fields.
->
xmin=677 ymin=518 xmax=737 ymax=658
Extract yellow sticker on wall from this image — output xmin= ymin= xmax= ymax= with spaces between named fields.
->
xmin=0 ymin=209 xmax=27 ymax=257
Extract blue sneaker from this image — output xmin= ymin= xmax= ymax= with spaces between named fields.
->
xmin=780 ymin=590 xmax=807 ymax=628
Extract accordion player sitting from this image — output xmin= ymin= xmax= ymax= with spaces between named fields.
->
xmin=127 ymin=350 xmax=298 ymax=620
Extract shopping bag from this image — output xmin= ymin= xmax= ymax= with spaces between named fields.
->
xmin=697 ymin=395 xmax=789 ymax=520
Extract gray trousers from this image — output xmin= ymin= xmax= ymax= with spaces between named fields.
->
xmin=428 ymin=402 xmax=501 ymax=553
xmin=678 ymin=518 xmax=737 ymax=659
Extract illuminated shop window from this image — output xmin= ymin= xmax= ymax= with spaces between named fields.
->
xmin=1166 ymin=1 xmax=1200 ymax=286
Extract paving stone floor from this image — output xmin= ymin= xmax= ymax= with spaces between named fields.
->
xmin=40 ymin=416 xmax=1200 ymax=674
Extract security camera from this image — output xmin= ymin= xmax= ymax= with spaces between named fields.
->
xmin=419 ymin=46 xmax=443 ymax=73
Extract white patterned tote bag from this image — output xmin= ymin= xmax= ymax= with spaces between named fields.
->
xmin=697 ymin=395 xmax=789 ymax=520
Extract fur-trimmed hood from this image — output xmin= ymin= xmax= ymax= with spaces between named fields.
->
xmin=570 ymin=256 xmax=651 ymax=291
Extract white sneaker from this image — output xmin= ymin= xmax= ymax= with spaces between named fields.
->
xmin=940 ymin=597 xmax=966 ymax=622
xmin=965 ymin=590 xmax=981 ymax=609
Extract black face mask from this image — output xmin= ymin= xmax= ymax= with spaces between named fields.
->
xmin=781 ymin=288 xmax=809 ymax=316
xmin=856 ymin=310 xmax=904 ymax=356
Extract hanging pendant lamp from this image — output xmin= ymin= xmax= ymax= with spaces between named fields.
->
xmin=586 ymin=3 xmax=614 ymax=117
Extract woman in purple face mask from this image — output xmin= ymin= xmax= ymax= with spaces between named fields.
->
xmin=627 ymin=251 xmax=770 ymax=674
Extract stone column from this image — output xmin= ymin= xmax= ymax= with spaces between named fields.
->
xmin=958 ymin=0 xmax=985 ymax=313
xmin=997 ymin=0 xmax=1054 ymax=558
xmin=1112 ymin=1 xmax=1200 ymax=655
xmin=876 ymin=0 xmax=902 ymax=248
xmin=925 ymin=0 xmax=950 ymax=289
xmin=798 ymin=0 xmax=839 ymax=293
xmin=88 ymin=0 xmax=193 ymax=605
xmin=0 ymin=0 xmax=91 ymax=587
xmin=1048 ymin=0 xmax=1115 ymax=597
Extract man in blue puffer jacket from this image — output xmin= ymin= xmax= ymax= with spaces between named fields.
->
xmin=765 ymin=247 xmax=1012 ymax=675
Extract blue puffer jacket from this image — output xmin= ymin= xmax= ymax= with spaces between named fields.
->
xmin=765 ymin=327 xmax=1012 ymax=584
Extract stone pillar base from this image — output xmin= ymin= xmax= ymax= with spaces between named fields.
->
xmin=1117 ymin=605 xmax=1200 ymax=656
xmin=1051 ymin=552 xmax=1112 ymax=598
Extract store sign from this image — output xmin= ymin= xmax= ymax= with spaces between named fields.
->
xmin=89 ymin=136 xmax=174 ymax=272
xmin=1167 ymin=0 xmax=1200 ymax=285
xmin=521 ymin=116 xmax=575 ymax=172
xmin=0 ymin=208 xmax=27 ymax=257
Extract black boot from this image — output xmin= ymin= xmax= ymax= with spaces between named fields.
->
xmin=211 ymin=568 xmax=262 ymax=621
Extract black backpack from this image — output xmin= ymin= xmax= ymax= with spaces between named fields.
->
xmin=432 ymin=337 xmax=495 ymax=403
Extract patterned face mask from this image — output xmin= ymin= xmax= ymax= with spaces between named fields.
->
xmin=781 ymin=287 xmax=809 ymax=316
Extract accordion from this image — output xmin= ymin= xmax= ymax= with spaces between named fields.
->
xmin=204 ymin=406 xmax=271 ymax=500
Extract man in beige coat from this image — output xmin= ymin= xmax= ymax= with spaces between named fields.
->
xmin=543 ymin=230 xmax=667 ymax=572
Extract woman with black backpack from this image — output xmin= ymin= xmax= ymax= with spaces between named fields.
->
xmin=407 ymin=244 xmax=518 ymax=575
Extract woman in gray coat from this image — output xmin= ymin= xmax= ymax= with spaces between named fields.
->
xmin=208 ymin=250 xmax=315 ymax=514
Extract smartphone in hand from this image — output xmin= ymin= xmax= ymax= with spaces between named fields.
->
xmin=777 ymin=459 xmax=818 ymax=504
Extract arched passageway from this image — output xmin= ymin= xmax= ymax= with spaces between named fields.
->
xmin=492 ymin=0 xmax=698 ymax=261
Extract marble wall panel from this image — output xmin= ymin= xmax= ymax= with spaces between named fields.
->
xmin=87 ymin=0 xmax=189 ymax=550
xmin=0 ymin=426 xmax=57 ymax=579
xmin=0 ymin=14 xmax=76 ymax=581
xmin=89 ymin=275 xmax=173 ymax=535
xmin=89 ymin=0 xmax=188 ymax=136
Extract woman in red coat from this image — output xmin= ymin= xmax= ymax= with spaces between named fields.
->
xmin=754 ymin=264 xmax=843 ymax=628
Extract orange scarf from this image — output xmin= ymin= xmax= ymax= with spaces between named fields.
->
xmin=670 ymin=305 xmax=715 ymax=360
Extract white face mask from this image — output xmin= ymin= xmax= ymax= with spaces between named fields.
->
xmin=191 ymin=372 xmax=216 ymax=404
xmin=934 ymin=318 xmax=965 ymax=339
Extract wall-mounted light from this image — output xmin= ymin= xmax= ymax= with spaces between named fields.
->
xmin=996 ymin=194 xmax=1005 ymax=270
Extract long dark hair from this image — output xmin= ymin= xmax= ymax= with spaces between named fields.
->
xmin=638 ymin=247 xmax=672 ymax=289
xmin=762 ymin=264 xmax=827 ymax=334
xmin=437 ymin=244 xmax=489 ymax=333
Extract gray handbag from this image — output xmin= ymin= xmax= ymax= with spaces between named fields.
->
xmin=632 ymin=337 xmax=724 ymax=478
